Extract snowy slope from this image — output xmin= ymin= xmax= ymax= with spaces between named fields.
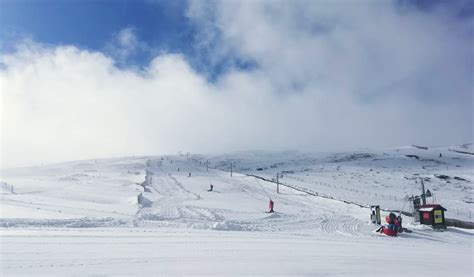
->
xmin=1 ymin=149 xmax=473 ymax=276
xmin=136 ymin=156 xmax=372 ymax=234
xmin=206 ymin=145 xmax=474 ymax=221
xmin=0 ymin=156 xmax=149 ymax=222
xmin=2 ymin=227 xmax=472 ymax=276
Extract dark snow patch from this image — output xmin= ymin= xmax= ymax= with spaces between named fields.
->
xmin=434 ymin=174 xmax=450 ymax=180
xmin=330 ymin=153 xmax=373 ymax=163
xmin=454 ymin=176 xmax=470 ymax=182
xmin=412 ymin=145 xmax=429 ymax=150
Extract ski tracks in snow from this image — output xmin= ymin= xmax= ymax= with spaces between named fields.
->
xmin=135 ymin=169 xmax=220 ymax=227
xmin=132 ymin=158 xmax=374 ymax=237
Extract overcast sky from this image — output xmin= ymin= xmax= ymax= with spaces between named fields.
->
xmin=1 ymin=0 xmax=473 ymax=167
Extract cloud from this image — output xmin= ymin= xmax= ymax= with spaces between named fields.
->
xmin=117 ymin=27 xmax=139 ymax=50
xmin=187 ymin=1 xmax=472 ymax=99
xmin=1 ymin=1 xmax=472 ymax=167
xmin=185 ymin=0 xmax=472 ymax=140
xmin=105 ymin=27 xmax=152 ymax=66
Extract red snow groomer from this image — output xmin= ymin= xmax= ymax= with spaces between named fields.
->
xmin=379 ymin=213 xmax=401 ymax=236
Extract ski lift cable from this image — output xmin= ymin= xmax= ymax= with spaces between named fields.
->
xmin=255 ymin=177 xmax=271 ymax=199
xmin=399 ymin=185 xmax=416 ymax=214
xmin=400 ymin=186 xmax=415 ymax=212
xmin=200 ymin=159 xmax=211 ymax=184
xmin=399 ymin=177 xmax=420 ymax=215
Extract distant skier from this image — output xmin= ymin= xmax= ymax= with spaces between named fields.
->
xmin=268 ymin=199 xmax=274 ymax=213
xmin=188 ymin=172 xmax=191 ymax=177
xmin=208 ymin=184 xmax=213 ymax=192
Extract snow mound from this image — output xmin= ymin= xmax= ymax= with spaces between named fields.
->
xmin=211 ymin=220 xmax=256 ymax=231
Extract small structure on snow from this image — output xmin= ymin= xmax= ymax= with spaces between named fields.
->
xmin=419 ymin=204 xmax=447 ymax=229
xmin=370 ymin=205 xmax=381 ymax=224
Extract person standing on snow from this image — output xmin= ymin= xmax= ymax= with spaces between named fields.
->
xmin=268 ymin=199 xmax=274 ymax=213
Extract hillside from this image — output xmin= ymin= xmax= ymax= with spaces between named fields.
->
xmin=205 ymin=144 xmax=474 ymax=222
xmin=1 ymin=147 xmax=473 ymax=276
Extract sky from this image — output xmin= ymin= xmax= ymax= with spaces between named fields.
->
xmin=0 ymin=0 xmax=473 ymax=167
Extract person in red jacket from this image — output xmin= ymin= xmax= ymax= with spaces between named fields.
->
xmin=379 ymin=212 xmax=399 ymax=236
xmin=268 ymin=199 xmax=274 ymax=213
xmin=385 ymin=212 xmax=401 ymax=232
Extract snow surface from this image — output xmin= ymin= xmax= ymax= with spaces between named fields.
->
xmin=2 ymin=227 xmax=472 ymax=276
xmin=1 ymin=157 xmax=148 ymax=220
xmin=1 ymin=147 xmax=473 ymax=276
xmin=206 ymin=145 xmax=474 ymax=221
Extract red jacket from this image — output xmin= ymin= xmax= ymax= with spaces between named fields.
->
xmin=385 ymin=215 xmax=400 ymax=226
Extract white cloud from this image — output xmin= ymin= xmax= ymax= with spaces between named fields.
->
xmin=106 ymin=27 xmax=149 ymax=65
xmin=1 ymin=1 xmax=472 ymax=167
xmin=117 ymin=27 xmax=138 ymax=49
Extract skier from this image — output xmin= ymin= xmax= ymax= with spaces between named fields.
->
xmin=208 ymin=184 xmax=213 ymax=192
xmin=386 ymin=212 xmax=398 ymax=231
xmin=188 ymin=172 xmax=191 ymax=177
xmin=268 ymin=199 xmax=274 ymax=213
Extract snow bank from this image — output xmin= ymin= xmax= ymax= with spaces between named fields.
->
xmin=0 ymin=217 xmax=131 ymax=228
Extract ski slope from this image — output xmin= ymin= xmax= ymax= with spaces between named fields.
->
xmin=2 ymin=227 xmax=472 ymax=276
xmin=1 ymin=157 xmax=149 ymax=222
xmin=1 ymin=149 xmax=473 ymax=276
xmin=136 ymin=157 xmax=372 ymax=234
xmin=206 ymin=145 xmax=474 ymax=221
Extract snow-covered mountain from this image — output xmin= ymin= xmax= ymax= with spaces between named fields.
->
xmin=1 ymin=145 xmax=473 ymax=276
xmin=205 ymin=144 xmax=474 ymax=222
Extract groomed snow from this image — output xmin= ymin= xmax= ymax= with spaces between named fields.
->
xmin=1 ymin=148 xmax=473 ymax=276
xmin=206 ymin=145 xmax=474 ymax=221
xmin=1 ymin=227 xmax=472 ymax=276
